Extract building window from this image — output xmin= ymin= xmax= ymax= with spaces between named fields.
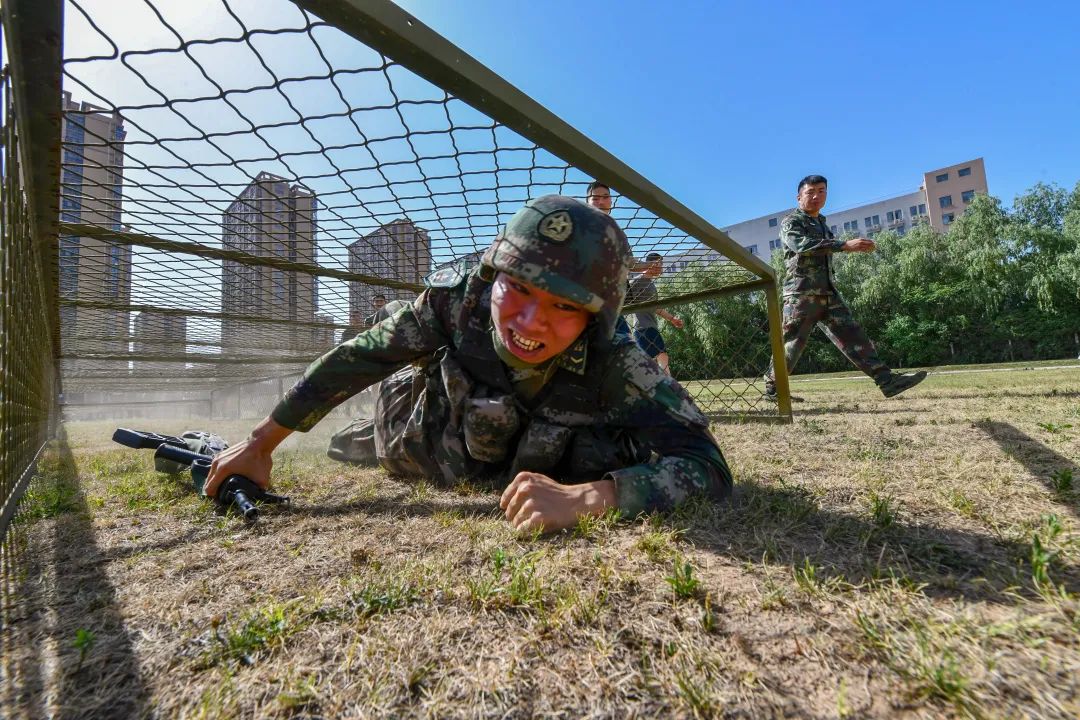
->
xmin=961 ymin=190 xmax=975 ymax=203
xmin=744 ymin=244 xmax=758 ymax=255
xmin=830 ymin=225 xmax=837 ymax=234
xmin=864 ymin=216 xmax=872 ymax=227
xmin=935 ymin=173 xmax=949 ymax=183
xmin=958 ymin=167 xmax=971 ymax=177
xmin=942 ymin=213 xmax=955 ymax=224
xmin=909 ymin=205 xmax=918 ymax=217
xmin=887 ymin=211 xmax=896 ymax=223
xmin=872 ymin=215 xmax=880 ymax=226
xmin=896 ymin=224 xmax=906 ymax=236
xmin=919 ymin=203 xmax=926 ymax=215
xmin=939 ymin=195 xmax=953 ymax=209
xmin=768 ymin=218 xmax=778 ymax=228
xmin=769 ymin=239 xmax=783 ymax=251
xmin=843 ymin=220 xmax=859 ymax=232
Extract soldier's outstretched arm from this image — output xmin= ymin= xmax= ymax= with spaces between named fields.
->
xmin=272 ymin=289 xmax=451 ymax=432
xmin=782 ymin=214 xmax=846 ymax=256
xmin=600 ymin=348 xmax=733 ymax=517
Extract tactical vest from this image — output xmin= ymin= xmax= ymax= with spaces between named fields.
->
xmin=393 ymin=270 xmax=641 ymax=487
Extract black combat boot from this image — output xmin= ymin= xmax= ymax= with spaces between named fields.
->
xmin=878 ymin=370 xmax=927 ymax=398
xmin=764 ymin=378 xmax=803 ymax=403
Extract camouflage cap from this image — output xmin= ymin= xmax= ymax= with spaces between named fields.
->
xmin=481 ymin=195 xmax=631 ymax=342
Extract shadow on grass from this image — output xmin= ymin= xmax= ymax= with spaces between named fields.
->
xmin=675 ymin=478 xmax=1079 ymax=605
xmin=975 ymin=420 xmax=1079 ymax=515
xmin=2 ymin=432 xmax=148 ymax=719
xmin=289 ymin=488 xmax=501 ymax=520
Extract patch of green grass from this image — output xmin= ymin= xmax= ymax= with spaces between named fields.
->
xmin=947 ymin=489 xmax=977 ymax=519
xmin=1036 ymin=422 xmax=1072 ymax=434
xmin=466 ymin=548 xmax=547 ymax=611
xmin=674 ymin=667 xmax=718 ymax=719
xmin=16 ymin=450 xmax=81 ymax=524
xmin=854 ymin=611 xmax=975 ymax=714
xmin=574 ymin=508 xmax=622 ymax=540
xmin=665 ymin=556 xmax=701 ymax=600
xmin=759 ymin=576 xmax=788 ymax=610
xmin=276 ymin=674 xmax=321 ymax=712
xmin=200 ymin=600 xmax=304 ymax=669
xmin=794 ymin=558 xmax=823 ymax=595
xmin=636 ymin=526 xmax=683 ymax=562
xmin=867 ymin=491 xmax=897 ymax=529
xmin=1050 ymin=468 xmax=1073 ymax=495
xmin=73 ymin=628 xmax=96 ymax=672
xmin=1029 ymin=514 xmax=1064 ymax=589
xmin=407 ymin=479 xmax=433 ymax=504
xmin=348 ymin=579 xmax=419 ymax=618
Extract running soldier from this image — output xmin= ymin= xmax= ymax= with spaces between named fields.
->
xmin=765 ymin=175 xmax=926 ymax=399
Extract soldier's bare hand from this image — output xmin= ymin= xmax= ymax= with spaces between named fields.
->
xmin=499 ymin=472 xmax=616 ymax=535
xmin=204 ymin=440 xmax=273 ymax=498
xmin=843 ymin=238 xmax=876 ymax=253
xmin=668 ymin=316 xmax=685 ymax=330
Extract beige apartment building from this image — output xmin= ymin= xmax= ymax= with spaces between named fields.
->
xmin=723 ymin=158 xmax=990 ymax=257
xmin=59 ymin=91 xmax=131 ymax=360
xmin=221 ymin=172 xmax=319 ymax=351
xmin=347 ymin=218 xmax=431 ymax=320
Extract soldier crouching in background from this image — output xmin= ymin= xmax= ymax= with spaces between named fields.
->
xmin=205 ymin=196 xmax=731 ymax=534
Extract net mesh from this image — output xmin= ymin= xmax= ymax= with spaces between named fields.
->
xmin=54 ymin=0 xmax=784 ymax=420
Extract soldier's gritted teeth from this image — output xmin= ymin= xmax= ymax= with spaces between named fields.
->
xmin=490 ymin=273 xmax=590 ymax=364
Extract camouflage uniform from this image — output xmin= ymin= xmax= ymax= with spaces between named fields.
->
xmin=766 ymin=208 xmax=889 ymax=388
xmin=271 ymin=196 xmax=731 ymax=516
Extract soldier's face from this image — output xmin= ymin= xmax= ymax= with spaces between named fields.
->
xmin=587 ymin=187 xmax=612 ymax=215
xmin=373 ymin=296 xmax=386 ymax=309
xmin=798 ymin=183 xmax=828 ymax=214
xmin=490 ymin=273 xmax=591 ymax=364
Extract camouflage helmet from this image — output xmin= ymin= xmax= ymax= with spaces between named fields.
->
xmin=481 ymin=195 xmax=631 ymax=342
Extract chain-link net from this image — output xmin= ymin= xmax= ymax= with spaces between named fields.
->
xmin=51 ymin=0 xmax=788 ymax=424
xmin=1 ymin=6 xmax=63 ymax=637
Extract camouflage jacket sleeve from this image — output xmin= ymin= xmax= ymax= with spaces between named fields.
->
xmin=782 ymin=212 xmax=845 ymax=256
xmin=599 ymin=346 xmax=733 ymax=516
xmin=270 ymin=290 xmax=451 ymax=431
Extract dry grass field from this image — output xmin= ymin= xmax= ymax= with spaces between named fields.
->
xmin=3 ymin=362 xmax=1079 ymax=719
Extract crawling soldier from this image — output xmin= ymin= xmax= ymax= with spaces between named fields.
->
xmin=205 ymin=196 xmax=731 ymax=533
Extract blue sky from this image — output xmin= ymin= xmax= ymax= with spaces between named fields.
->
xmin=395 ymin=0 xmax=1080 ymax=224
xmin=58 ymin=0 xmax=1079 ymax=334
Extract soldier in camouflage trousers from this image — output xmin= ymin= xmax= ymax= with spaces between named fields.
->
xmin=765 ymin=175 xmax=926 ymax=399
xmin=205 ymin=195 xmax=732 ymax=534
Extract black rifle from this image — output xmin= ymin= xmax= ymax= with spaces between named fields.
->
xmin=112 ymin=428 xmax=289 ymax=522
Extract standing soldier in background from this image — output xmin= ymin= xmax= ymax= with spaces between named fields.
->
xmin=765 ymin=175 xmax=927 ymax=400
xmin=365 ymin=293 xmax=390 ymax=326
xmin=586 ymin=180 xmax=643 ymax=339
xmin=626 ymin=252 xmax=684 ymax=374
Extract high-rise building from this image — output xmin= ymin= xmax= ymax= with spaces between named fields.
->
xmin=347 ymin=219 xmax=431 ymax=320
xmin=59 ymin=91 xmax=130 ymax=358
xmin=722 ymin=158 xmax=990 ymax=256
xmin=221 ymin=172 xmax=317 ymax=351
xmin=132 ymin=311 xmax=187 ymax=373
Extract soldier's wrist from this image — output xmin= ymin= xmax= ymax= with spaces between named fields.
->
xmin=247 ymin=416 xmax=292 ymax=453
xmin=582 ymin=479 xmax=617 ymax=515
